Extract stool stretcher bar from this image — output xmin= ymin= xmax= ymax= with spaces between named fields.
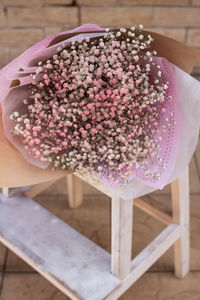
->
xmin=106 ymin=223 xmax=180 ymax=300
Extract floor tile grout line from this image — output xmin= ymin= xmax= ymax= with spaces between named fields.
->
xmin=1 ymin=269 xmax=200 ymax=275
xmin=0 ymin=248 xmax=9 ymax=300
xmin=148 ymin=269 xmax=200 ymax=273
xmin=34 ymin=192 xmax=200 ymax=199
xmin=3 ymin=270 xmax=37 ymax=274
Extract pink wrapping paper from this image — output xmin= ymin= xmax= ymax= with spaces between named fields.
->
xmin=0 ymin=24 xmax=199 ymax=194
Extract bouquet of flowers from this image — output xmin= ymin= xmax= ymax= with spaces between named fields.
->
xmin=0 ymin=23 xmax=200 ymax=199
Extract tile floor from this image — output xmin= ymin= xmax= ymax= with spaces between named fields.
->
xmin=0 ymin=148 xmax=200 ymax=299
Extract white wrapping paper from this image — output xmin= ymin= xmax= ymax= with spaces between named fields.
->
xmin=107 ymin=64 xmax=200 ymax=200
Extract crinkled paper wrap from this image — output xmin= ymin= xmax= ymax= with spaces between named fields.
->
xmin=114 ymin=65 xmax=200 ymax=199
xmin=0 ymin=24 xmax=200 ymax=198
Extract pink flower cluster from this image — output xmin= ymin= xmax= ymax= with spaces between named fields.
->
xmin=10 ymin=25 xmax=171 ymax=185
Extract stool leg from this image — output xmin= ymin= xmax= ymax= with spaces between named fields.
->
xmin=171 ymin=166 xmax=190 ymax=278
xmin=2 ymin=188 xmax=9 ymax=197
xmin=66 ymin=174 xmax=83 ymax=208
xmin=111 ymin=196 xmax=133 ymax=280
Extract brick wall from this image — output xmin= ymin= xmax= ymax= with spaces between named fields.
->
xmin=0 ymin=0 xmax=200 ymax=75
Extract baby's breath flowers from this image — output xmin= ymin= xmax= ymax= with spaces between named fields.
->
xmin=10 ymin=25 xmax=174 ymax=186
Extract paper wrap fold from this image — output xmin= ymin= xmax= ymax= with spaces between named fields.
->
xmin=0 ymin=24 xmax=200 ymax=199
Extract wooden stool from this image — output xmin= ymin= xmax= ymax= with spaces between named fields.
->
xmin=0 ymin=167 xmax=190 ymax=300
